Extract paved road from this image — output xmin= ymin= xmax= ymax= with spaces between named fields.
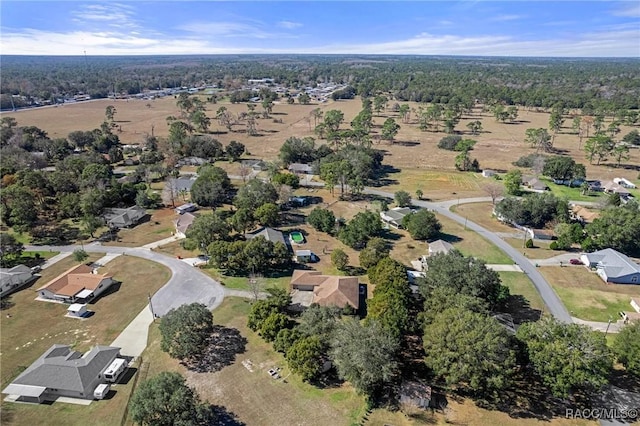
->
xmin=364 ymin=188 xmax=573 ymax=323
xmin=26 ymin=244 xmax=225 ymax=317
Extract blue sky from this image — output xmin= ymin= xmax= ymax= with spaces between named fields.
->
xmin=1 ymin=1 xmax=639 ymax=57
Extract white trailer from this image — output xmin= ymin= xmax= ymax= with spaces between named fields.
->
xmin=94 ymin=383 xmax=110 ymax=400
xmin=103 ymin=358 xmax=126 ymax=383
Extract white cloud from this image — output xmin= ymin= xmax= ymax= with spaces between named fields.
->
xmin=176 ymin=20 xmax=297 ymax=39
xmin=71 ymin=3 xmax=140 ymax=30
xmin=612 ymin=3 xmax=640 ymax=18
xmin=277 ymin=20 xmax=302 ymax=29
xmin=490 ymin=14 xmax=526 ymax=22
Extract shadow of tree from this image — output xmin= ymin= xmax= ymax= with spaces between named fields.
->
xmin=503 ymin=294 xmax=542 ymax=325
xmin=187 ymin=326 xmax=247 ymax=373
xmin=209 ymin=404 xmax=247 ymax=425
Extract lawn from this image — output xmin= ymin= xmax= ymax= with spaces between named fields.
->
xmin=541 ymin=178 xmax=607 ymax=203
xmin=499 ymin=271 xmax=546 ymax=313
xmin=0 ymin=255 xmax=170 ymax=396
xmin=450 ymin=202 xmax=516 ymax=233
xmin=133 ymin=297 xmax=367 ymax=426
xmin=103 ymin=207 xmax=177 ymax=247
xmin=437 ymin=215 xmax=513 ymax=264
xmin=376 ymin=169 xmax=487 ymax=201
xmin=505 ymin=238 xmax=580 ymax=260
xmin=540 ymin=266 xmax=640 ymax=322
xmin=201 ymin=268 xmax=292 ymax=292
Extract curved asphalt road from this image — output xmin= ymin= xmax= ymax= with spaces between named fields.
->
xmin=364 ymin=189 xmax=573 ymax=323
xmin=26 ymin=243 xmax=225 ymax=317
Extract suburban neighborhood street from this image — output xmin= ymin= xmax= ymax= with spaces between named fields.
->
xmin=364 ymin=188 xmax=574 ymax=323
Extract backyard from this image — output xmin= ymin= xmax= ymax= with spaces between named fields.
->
xmin=540 ymin=266 xmax=640 ymax=322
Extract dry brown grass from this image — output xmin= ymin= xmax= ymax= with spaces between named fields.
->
xmin=540 ymin=266 xmax=640 ymax=322
xmin=7 ymin=98 xmax=638 ymax=195
xmin=0 ymin=255 xmax=170 ymax=390
xmin=451 ymin=202 xmax=516 ymax=233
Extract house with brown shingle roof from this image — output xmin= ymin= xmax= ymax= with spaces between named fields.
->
xmin=37 ymin=264 xmax=114 ymax=304
xmin=290 ymin=270 xmax=362 ymax=311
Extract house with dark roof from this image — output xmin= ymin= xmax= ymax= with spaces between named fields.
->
xmin=428 ymin=239 xmax=454 ymax=256
xmin=522 ymin=176 xmax=549 ymax=192
xmin=288 ymin=163 xmax=314 ymax=174
xmin=602 ymin=180 xmax=631 ymax=197
xmin=103 ymin=206 xmax=146 ymax=229
xmin=380 ymin=207 xmax=414 ymax=229
xmin=580 ymin=249 xmax=640 ymax=284
xmin=2 ymin=344 xmax=123 ymax=403
xmin=1 ymin=265 xmax=35 ymax=297
xmin=290 ymin=270 xmax=363 ymax=311
xmin=241 ymin=159 xmax=268 ymax=171
xmin=37 ymin=264 xmax=115 ymax=303
xmin=399 ymin=381 xmax=432 ymax=409
xmin=245 ymin=227 xmax=286 ymax=246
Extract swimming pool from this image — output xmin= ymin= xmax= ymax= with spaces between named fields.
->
xmin=289 ymin=232 xmax=305 ymax=244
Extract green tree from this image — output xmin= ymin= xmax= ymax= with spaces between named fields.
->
xmin=230 ymin=208 xmax=254 ymax=234
xmin=297 ymin=304 xmax=342 ymax=346
xmin=622 ymin=129 xmax=640 ymax=146
xmin=0 ymin=233 xmax=24 ymax=266
xmin=402 ymin=209 xmax=442 ymax=241
xmin=421 ymin=286 xmax=488 ymax=325
xmin=323 ymin=109 xmax=344 ymax=133
xmin=415 ymin=188 xmax=423 ymax=200
xmin=358 ymin=237 xmax=390 ymax=269
xmin=466 ymin=120 xmax=483 ymax=135
xmin=584 ymin=203 xmax=640 ymax=255
xmin=398 ymin=104 xmax=410 ymax=123
xmin=331 ymin=248 xmax=349 ymax=271
xmin=612 ymin=144 xmax=630 ymax=167
xmin=274 ymin=328 xmax=301 ymax=353
xmin=419 ymin=251 xmax=509 ymax=309
xmin=424 ymin=308 xmax=515 ymax=394
xmin=286 ymin=335 xmax=325 ymax=382
xmin=159 ymin=303 xmax=214 ymax=362
xmin=253 ymin=203 xmax=279 ymax=227
xmin=542 ymin=156 xmax=586 ymax=182
xmin=525 ymin=128 xmax=553 ymax=153
xmin=307 ymin=207 xmax=336 ymax=234
xmin=330 ymin=319 xmax=399 ymax=397
xmin=517 ymin=318 xmax=612 ymax=398
xmin=185 ymin=213 xmax=231 ymax=250
xmin=298 ymin=93 xmax=311 ymax=105
xmin=190 ymin=165 xmax=231 ymax=208
xmin=394 ymin=190 xmax=412 ymax=207
xmin=454 ymin=150 xmax=479 ymax=172
xmin=338 ymin=210 xmax=382 ymax=249
xmin=503 ymin=169 xmax=522 ymax=195
xmin=584 ymin=134 xmax=614 ymax=165
xmin=105 ymin=105 xmax=117 ymax=122
xmin=234 ymin=179 xmax=278 ymax=212
xmin=225 ymin=140 xmax=245 ymax=162
xmin=367 ymin=257 xmax=411 ymax=340
xmin=190 ymin=110 xmax=210 ymax=133
xmin=71 ymin=248 xmax=88 ymax=263
xmin=613 ymin=321 xmax=640 ymax=375
xmin=373 ymin=95 xmax=387 ymax=114
xmin=279 ymin=136 xmax=318 ymax=165
xmin=81 ymin=215 xmax=103 ymax=239
xmin=129 ymin=372 xmax=214 ymax=426
xmin=259 ymin=312 xmax=291 ymax=342
xmin=381 ymin=117 xmax=400 ymax=143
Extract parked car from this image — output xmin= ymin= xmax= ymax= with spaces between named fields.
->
xmin=569 ymin=258 xmax=583 ymax=265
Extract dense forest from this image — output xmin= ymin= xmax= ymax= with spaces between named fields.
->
xmin=1 ymin=55 xmax=639 ymax=111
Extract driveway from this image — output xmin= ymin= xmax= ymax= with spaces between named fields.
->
xmin=25 ymin=244 xmax=225 ymax=317
xmin=364 ymin=188 xmax=573 ymax=323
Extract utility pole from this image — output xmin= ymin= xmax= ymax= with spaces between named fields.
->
xmin=148 ymin=293 xmax=156 ymax=319
xmin=604 ymin=316 xmax=613 ymax=337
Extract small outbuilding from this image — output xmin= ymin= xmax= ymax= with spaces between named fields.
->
xmin=67 ymin=303 xmax=88 ymax=318
xmin=294 ymin=250 xmax=315 ymax=263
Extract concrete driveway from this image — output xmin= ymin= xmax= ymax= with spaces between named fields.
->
xmin=26 ymin=244 xmax=225 ymax=317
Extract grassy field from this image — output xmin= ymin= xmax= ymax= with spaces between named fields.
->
xmin=437 ymin=215 xmax=512 ymax=264
xmin=0 ymin=255 xmax=170 ymax=396
xmin=540 ymin=266 xmax=640 ymax=322
xmin=134 ymin=297 xmax=367 ymax=426
xmin=505 ymin=238 xmax=582 ymax=260
xmin=451 ymin=202 xmax=518 ymax=233
xmin=377 ymin=169 xmax=487 ymax=201
xmin=499 ymin=271 xmax=546 ymax=313
xmin=6 ymin=97 xmax=640 ymax=198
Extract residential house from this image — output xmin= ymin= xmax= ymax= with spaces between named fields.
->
xmin=399 ymin=381 xmax=432 ymax=409
xmin=175 ymin=203 xmax=197 ymax=214
xmin=174 ymin=212 xmax=196 ymax=238
xmin=1 ymin=265 xmax=35 ymax=298
xmin=2 ymin=344 xmax=123 ymax=403
xmin=103 ymin=206 xmax=146 ymax=229
xmin=580 ymin=248 xmax=640 ymax=284
xmin=522 ymin=176 xmax=549 ymax=192
xmin=240 ymin=159 xmax=268 ymax=171
xmin=163 ymin=176 xmax=197 ymax=205
xmin=288 ymin=163 xmax=314 ymax=175
xmin=290 ymin=270 xmax=363 ymax=311
xmin=570 ymin=205 xmax=599 ymax=224
xmin=37 ymin=264 xmax=115 ymax=303
xmin=482 ymin=169 xmax=496 ymax=178
xmin=245 ymin=227 xmax=286 ymax=246
xmin=176 ymin=156 xmax=208 ymax=166
xmin=602 ymin=180 xmax=631 ymax=197
xmin=380 ymin=207 xmax=414 ymax=229
xmin=428 ymin=239 xmax=454 ymax=256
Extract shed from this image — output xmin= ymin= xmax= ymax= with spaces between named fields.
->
xmin=67 ymin=304 xmax=88 ymax=318
xmin=482 ymin=169 xmax=496 ymax=178
xmin=294 ymin=250 xmax=314 ymax=263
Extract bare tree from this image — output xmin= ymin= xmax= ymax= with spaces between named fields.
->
xmin=482 ymin=182 xmax=504 ymax=205
xmin=248 ymin=273 xmax=265 ymax=302
xmin=277 ymin=184 xmax=293 ymax=205
xmin=238 ymin=163 xmax=251 ymax=183
xmin=163 ymin=177 xmax=180 ymax=207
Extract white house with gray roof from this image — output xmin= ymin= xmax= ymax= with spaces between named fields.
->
xmin=380 ymin=207 xmax=414 ymax=229
xmin=580 ymin=248 xmax=640 ymax=284
xmin=2 ymin=344 xmax=123 ymax=403
xmin=1 ymin=265 xmax=35 ymax=297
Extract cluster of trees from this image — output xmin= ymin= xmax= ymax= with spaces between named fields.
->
xmin=495 ymin=192 xmax=569 ymax=229
xmin=279 ymin=136 xmax=332 ymax=166
xmin=436 ymin=135 xmax=480 ymax=172
xmin=307 ymin=207 xmax=382 ymax=250
xmin=207 ymin=236 xmax=291 ymax=276
xmin=3 ymin=56 xmax=640 ymax=112
xmin=402 ymin=209 xmax=442 ymax=241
